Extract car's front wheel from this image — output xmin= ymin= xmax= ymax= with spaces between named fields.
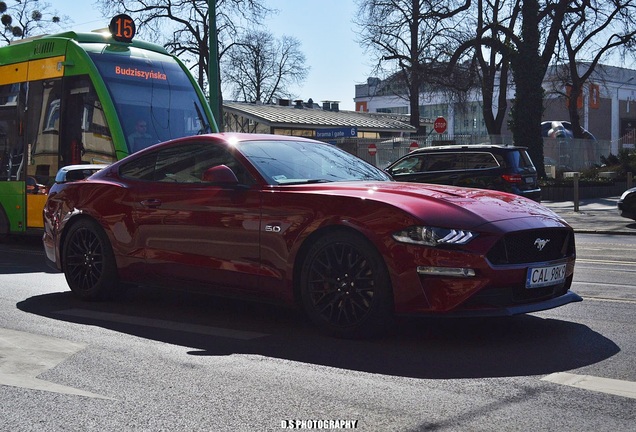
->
xmin=62 ymin=219 xmax=120 ymax=300
xmin=300 ymin=231 xmax=394 ymax=338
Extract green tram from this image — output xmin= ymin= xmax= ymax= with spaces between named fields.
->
xmin=0 ymin=14 xmax=217 ymax=235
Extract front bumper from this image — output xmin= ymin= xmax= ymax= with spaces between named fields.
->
xmin=408 ymin=290 xmax=583 ymax=318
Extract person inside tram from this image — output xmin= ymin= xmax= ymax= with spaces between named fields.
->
xmin=127 ymin=119 xmax=153 ymax=152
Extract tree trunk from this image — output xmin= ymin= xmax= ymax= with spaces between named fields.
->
xmin=510 ymin=0 xmax=546 ymax=178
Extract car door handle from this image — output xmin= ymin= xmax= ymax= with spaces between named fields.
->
xmin=140 ymin=199 xmax=162 ymax=208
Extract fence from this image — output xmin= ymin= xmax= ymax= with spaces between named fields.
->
xmin=335 ymin=134 xmax=628 ymax=174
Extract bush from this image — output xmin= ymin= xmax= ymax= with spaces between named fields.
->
xmin=540 ymin=148 xmax=635 ymax=186
xmin=595 ymin=149 xmax=636 ymax=180
xmin=539 ymin=177 xmax=615 ymax=188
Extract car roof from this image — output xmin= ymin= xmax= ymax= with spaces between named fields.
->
xmin=90 ymin=133 xmax=331 ymax=181
xmin=123 ymin=132 xmax=326 ymax=159
xmin=169 ymin=132 xmax=322 ymax=145
xmin=408 ymin=144 xmax=527 ymax=153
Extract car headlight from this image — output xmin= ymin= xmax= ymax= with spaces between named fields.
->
xmin=392 ymin=226 xmax=477 ymax=246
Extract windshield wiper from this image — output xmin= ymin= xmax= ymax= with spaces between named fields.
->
xmin=193 ymin=101 xmax=212 ymax=134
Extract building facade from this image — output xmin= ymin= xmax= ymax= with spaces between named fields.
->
xmin=354 ymin=64 xmax=636 ymax=155
xmin=222 ymin=99 xmax=417 ymax=140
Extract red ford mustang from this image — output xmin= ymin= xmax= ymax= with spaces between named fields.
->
xmin=43 ymin=133 xmax=580 ymax=337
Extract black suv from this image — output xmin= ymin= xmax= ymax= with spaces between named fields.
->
xmin=385 ymin=144 xmax=541 ymax=202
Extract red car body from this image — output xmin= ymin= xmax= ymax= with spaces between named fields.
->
xmin=43 ymin=133 xmax=580 ymax=337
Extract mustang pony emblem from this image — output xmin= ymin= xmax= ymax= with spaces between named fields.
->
xmin=534 ymin=238 xmax=550 ymax=251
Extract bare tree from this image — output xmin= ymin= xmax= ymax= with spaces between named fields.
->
xmin=354 ymin=0 xmax=472 ymax=133
xmin=223 ymin=30 xmax=309 ymax=104
xmin=465 ymin=0 xmax=520 ymax=137
xmin=451 ymin=0 xmax=572 ymax=177
xmin=96 ymin=0 xmax=272 ymax=93
xmin=552 ymin=0 xmax=636 ymax=138
xmin=0 ymin=0 xmax=64 ymax=44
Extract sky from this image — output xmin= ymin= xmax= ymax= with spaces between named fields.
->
xmin=49 ymin=0 xmax=371 ymax=111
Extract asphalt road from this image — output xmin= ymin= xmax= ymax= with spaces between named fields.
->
xmin=0 ymin=234 xmax=635 ymax=431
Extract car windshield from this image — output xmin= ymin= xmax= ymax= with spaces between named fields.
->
xmin=238 ymin=140 xmax=392 ymax=185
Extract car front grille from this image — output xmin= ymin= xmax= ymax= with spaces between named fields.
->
xmin=486 ymin=228 xmax=575 ymax=265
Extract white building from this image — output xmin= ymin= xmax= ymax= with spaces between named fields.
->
xmin=354 ymin=64 xmax=636 ymax=154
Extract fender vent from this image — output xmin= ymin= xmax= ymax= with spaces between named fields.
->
xmin=33 ymin=41 xmax=56 ymax=56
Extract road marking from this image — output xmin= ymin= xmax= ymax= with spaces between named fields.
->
xmin=579 ymin=243 xmax=635 ymax=249
xmin=576 ymin=259 xmax=636 ymax=266
xmin=542 ymin=372 xmax=636 ymax=400
xmin=54 ymin=309 xmax=269 ymax=340
xmin=0 ymin=328 xmax=114 ymax=399
xmin=581 ymin=296 xmax=636 ymax=304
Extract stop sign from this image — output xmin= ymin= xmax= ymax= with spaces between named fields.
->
xmin=368 ymin=143 xmax=377 ymax=156
xmin=409 ymin=141 xmax=419 ymax=151
xmin=434 ymin=117 xmax=447 ymax=134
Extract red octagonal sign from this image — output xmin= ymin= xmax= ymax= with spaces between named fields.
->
xmin=434 ymin=116 xmax=447 ymax=134
xmin=368 ymin=143 xmax=377 ymax=156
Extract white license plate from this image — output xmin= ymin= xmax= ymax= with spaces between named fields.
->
xmin=525 ymin=176 xmax=535 ymax=184
xmin=526 ymin=264 xmax=567 ymax=288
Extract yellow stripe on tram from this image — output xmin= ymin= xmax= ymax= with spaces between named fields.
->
xmin=26 ymin=194 xmax=48 ymax=229
xmin=0 ymin=63 xmax=28 ymax=85
xmin=27 ymin=56 xmax=65 ymax=81
xmin=0 ymin=56 xmax=65 ymax=86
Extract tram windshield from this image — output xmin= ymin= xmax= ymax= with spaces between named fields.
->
xmin=88 ymin=47 xmax=211 ymax=153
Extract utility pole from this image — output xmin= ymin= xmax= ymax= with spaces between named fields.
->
xmin=208 ymin=0 xmax=222 ymax=130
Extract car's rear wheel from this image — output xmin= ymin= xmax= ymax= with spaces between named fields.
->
xmin=62 ymin=219 xmax=120 ymax=300
xmin=300 ymin=231 xmax=394 ymax=338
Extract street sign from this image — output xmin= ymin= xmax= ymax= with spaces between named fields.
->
xmin=368 ymin=143 xmax=377 ymax=156
xmin=434 ymin=117 xmax=447 ymax=134
xmin=315 ymin=127 xmax=358 ymax=139
xmin=409 ymin=141 xmax=419 ymax=151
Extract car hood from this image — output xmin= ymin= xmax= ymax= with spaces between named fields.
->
xmin=285 ymin=181 xmax=564 ymax=230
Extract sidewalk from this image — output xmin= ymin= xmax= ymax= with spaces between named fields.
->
xmin=542 ymin=196 xmax=636 ymax=235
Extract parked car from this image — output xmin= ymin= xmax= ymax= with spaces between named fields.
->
xmin=385 ymin=145 xmax=542 ymax=202
xmin=541 ymin=120 xmax=596 ymax=141
xmin=618 ymin=187 xmax=636 ymax=221
xmin=54 ymin=164 xmax=109 ymax=183
xmin=43 ymin=134 xmax=579 ymax=338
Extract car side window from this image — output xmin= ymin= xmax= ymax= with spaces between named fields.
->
xmin=119 ymin=153 xmax=158 ymax=181
xmin=120 ymin=142 xmax=254 ymax=185
xmin=423 ymin=154 xmax=461 ymax=172
xmin=465 ymin=152 xmax=500 ymax=169
xmin=387 ymin=156 xmax=422 ymax=174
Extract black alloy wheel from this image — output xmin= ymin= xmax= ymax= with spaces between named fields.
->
xmin=62 ymin=219 xmax=120 ymax=300
xmin=300 ymin=231 xmax=393 ymax=338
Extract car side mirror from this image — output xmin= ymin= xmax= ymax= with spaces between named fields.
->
xmin=202 ymin=165 xmax=239 ymax=185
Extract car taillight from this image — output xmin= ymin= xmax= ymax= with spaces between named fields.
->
xmin=502 ymin=173 xmax=523 ymax=183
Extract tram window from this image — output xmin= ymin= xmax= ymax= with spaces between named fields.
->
xmin=0 ymin=83 xmax=18 ymax=107
xmin=0 ymin=84 xmax=22 ymax=181
xmin=27 ymin=79 xmax=62 ymax=186
xmin=43 ymin=99 xmax=60 ymax=132
xmin=59 ymin=76 xmax=116 ymax=167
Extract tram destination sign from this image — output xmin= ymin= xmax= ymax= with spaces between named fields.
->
xmin=315 ymin=127 xmax=358 ymax=139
